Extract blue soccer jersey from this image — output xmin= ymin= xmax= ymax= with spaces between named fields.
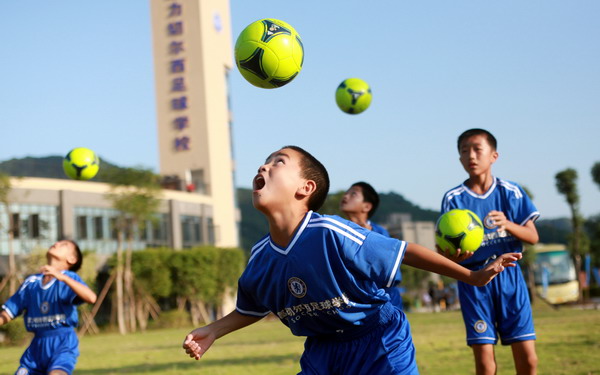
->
xmin=2 ymin=271 xmax=86 ymax=333
xmin=369 ymin=221 xmax=390 ymax=237
xmin=441 ymin=177 xmax=539 ymax=268
xmin=236 ymin=211 xmax=407 ymax=338
xmin=441 ymin=177 xmax=538 ymax=346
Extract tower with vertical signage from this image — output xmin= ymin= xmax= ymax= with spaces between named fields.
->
xmin=150 ymin=0 xmax=239 ymax=247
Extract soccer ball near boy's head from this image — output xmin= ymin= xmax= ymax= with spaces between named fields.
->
xmin=252 ymin=146 xmax=329 ymax=214
xmin=63 ymin=147 xmax=100 ymax=180
xmin=435 ymin=209 xmax=484 ymax=255
xmin=335 ymin=78 xmax=372 ymax=114
xmin=235 ymin=18 xmax=304 ymax=89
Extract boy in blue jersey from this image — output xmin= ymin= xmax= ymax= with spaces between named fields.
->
xmin=183 ymin=145 xmax=522 ymax=374
xmin=1 ymin=240 xmax=97 ymax=375
xmin=340 ymin=181 xmax=403 ymax=309
xmin=439 ymin=129 xmax=539 ymax=375
xmin=340 ymin=181 xmax=390 ymax=237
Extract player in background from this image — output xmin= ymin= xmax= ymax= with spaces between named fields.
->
xmin=340 ymin=181 xmax=403 ymax=309
xmin=183 ymin=145 xmax=522 ymax=374
xmin=439 ymin=129 xmax=539 ymax=375
xmin=1 ymin=240 xmax=97 ymax=375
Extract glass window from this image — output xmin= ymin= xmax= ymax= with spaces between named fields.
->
xmin=94 ymin=216 xmax=103 ymax=240
xmin=30 ymin=214 xmax=40 ymax=238
xmin=11 ymin=213 xmax=20 ymax=239
xmin=181 ymin=215 xmax=202 ymax=248
xmin=76 ymin=216 xmax=88 ymax=240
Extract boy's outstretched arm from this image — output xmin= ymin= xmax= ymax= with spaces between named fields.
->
xmin=0 ymin=310 xmax=12 ymax=326
xmin=40 ymin=265 xmax=97 ymax=304
xmin=403 ymin=243 xmax=522 ymax=287
xmin=183 ymin=310 xmax=263 ymax=360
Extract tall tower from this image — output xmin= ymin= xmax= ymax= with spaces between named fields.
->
xmin=150 ymin=0 xmax=239 ymax=247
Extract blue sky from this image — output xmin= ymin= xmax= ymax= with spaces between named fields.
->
xmin=1 ymin=1 xmax=599 ymax=219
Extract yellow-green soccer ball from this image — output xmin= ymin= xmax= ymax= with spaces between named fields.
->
xmin=435 ymin=209 xmax=484 ymax=255
xmin=63 ymin=147 xmax=100 ymax=180
xmin=235 ymin=18 xmax=304 ymax=89
xmin=335 ymin=78 xmax=372 ymax=114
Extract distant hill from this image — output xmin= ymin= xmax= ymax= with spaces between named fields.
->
xmin=1 ymin=156 xmax=571 ymax=250
xmin=0 ymin=155 xmax=126 ymax=183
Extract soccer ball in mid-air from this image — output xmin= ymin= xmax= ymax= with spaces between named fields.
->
xmin=63 ymin=147 xmax=100 ymax=180
xmin=435 ymin=209 xmax=484 ymax=255
xmin=235 ymin=18 xmax=304 ymax=89
xmin=335 ymin=78 xmax=372 ymax=114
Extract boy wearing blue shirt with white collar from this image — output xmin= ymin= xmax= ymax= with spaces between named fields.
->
xmin=1 ymin=240 xmax=97 ymax=375
xmin=440 ymin=129 xmax=539 ymax=375
xmin=183 ymin=145 xmax=521 ymax=374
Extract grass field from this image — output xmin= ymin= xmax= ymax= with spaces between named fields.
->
xmin=1 ymin=303 xmax=598 ymax=374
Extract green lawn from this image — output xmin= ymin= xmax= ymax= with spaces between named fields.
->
xmin=1 ymin=303 xmax=598 ymax=374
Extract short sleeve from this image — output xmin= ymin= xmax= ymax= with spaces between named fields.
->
xmin=59 ymin=271 xmax=86 ymax=305
xmin=344 ymin=232 xmax=406 ymax=288
xmin=2 ymin=277 xmax=35 ymax=319
xmin=512 ymin=185 xmax=540 ymax=225
xmin=235 ymin=280 xmax=270 ymax=318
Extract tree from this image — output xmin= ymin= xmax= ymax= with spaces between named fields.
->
xmin=592 ymin=162 xmax=600 ymax=187
xmin=589 ymin=162 xmax=600 ymax=269
xmin=555 ymin=168 xmax=588 ymax=302
xmin=0 ymin=173 xmax=17 ymax=295
xmin=105 ymin=167 xmax=161 ymax=334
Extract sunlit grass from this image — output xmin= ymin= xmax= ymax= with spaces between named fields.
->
xmin=0 ymin=303 xmax=598 ymax=374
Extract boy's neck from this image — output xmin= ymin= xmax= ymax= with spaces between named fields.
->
xmin=267 ymin=208 xmax=310 ymax=248
xmin=344 ymin=212 xmax=370 ymax=230
xmin=465 ymin=173 xmax=494 ymax=195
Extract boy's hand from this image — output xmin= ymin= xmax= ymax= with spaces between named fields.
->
xmin=471 ymin=253 xmax=522 ymax=286
xmin=183 ymin=327 xmax=216 ymax=360
xmin=436 ymin=245 xmax=474 ymax=263
xmin=487 ymin=210 xmax=508 ymax=232
xmin=40 ymin=265 xmax=64 ymax=281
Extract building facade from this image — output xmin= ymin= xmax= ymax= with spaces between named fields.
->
xmin=0 ymin=177 xmax=222 ymax=257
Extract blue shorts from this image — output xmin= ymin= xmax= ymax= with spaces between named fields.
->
xmin=298 ymin=304 xmax=419 ymax=374
xmin=16 ymin=328 xmax=79 ymax=375
xmin=458 ymin=262 xmax=536 ymax=346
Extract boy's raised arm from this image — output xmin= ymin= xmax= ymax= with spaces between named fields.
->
xmin=183 ymin=310 xmax=263 ymax=360
xmin=402 ymin=243 xmax=522 ymax=287
xmin=40 ymin=265 xmax=97 ymax=304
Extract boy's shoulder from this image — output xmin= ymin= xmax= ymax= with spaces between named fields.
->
xmin=306 ymin=212 xmax=370 ymax=239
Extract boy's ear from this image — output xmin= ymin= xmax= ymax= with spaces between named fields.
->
xmin=362 ymin=201 xmax=373 ymax=214
xmin=66 ymin=252 xmax=78 ymax=267
xmin=297 ymin=179 xmax=317 ymax=199
xmin=491 ymin=150 xmax=499 ymax=163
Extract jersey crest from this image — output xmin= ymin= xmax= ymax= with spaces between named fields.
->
xmin=287 ymin=277 xmax=307 ymax=298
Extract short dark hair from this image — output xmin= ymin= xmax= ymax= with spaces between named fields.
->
xmin=351 ymin=181 xmax=380 ymax=218
xmin=66 ymin=239 xmax=83 ymax=272
xmin=282 ymin=145 xmax=330 ymax=212
xmin=457 ymin=128 xmax=497 ymax=151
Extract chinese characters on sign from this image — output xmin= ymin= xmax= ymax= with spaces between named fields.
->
xmin=167 ymin=2 xmax=190 ymax=151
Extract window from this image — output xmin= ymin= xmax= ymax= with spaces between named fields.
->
xmin=30 ymin=214 xmax=40 ymax=238
xmin=181 ymin=215 xmax=202 ymax=247
xmin=11 ymin=213 xmax=20 ymax=238
xmin=110 ymin=218 xmax=118 ymax=240
xmin=94 ymin=216 xmax=104 ymax=239
xmin=76 ymin=216 xmax=88 ymax=240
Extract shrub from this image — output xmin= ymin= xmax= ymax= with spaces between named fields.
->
xmin=0 ymin=318 xmax=30 ymax=346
